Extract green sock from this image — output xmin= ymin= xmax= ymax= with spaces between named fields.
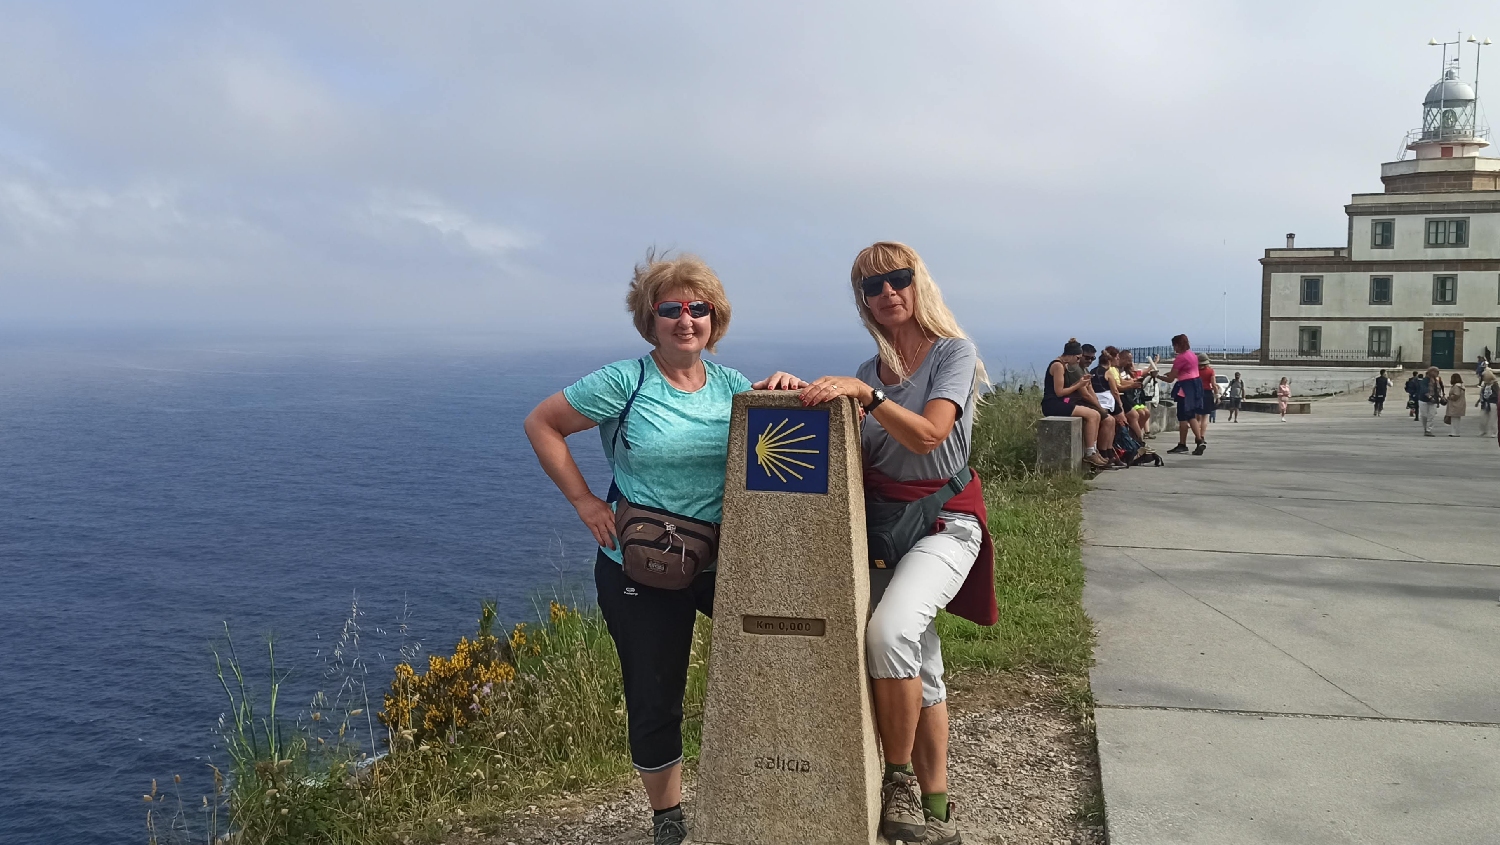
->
xmin=922 ymin=792 xmax=948 ymax=821
xmin=884 ymin=762 xmax=914 ymax=779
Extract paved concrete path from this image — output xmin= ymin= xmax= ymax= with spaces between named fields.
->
xmin=1083 ymin=395 xmax=1500 ymax=844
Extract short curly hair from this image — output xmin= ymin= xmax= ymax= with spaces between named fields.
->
xmin=625 ymin=249 xmax=732 ymax=353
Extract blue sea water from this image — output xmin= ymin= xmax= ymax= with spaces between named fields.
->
xmin=0 ymin=334 xmax=869 ymax=845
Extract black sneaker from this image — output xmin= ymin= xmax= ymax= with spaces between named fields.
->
xmin=1192 ymin=442 xmax=1206 ymax=455
xmin=1167 ymin=444 xmax=1190 ymax=454
xmin=652 ymin=808 xmax=687 ymax=845
xmin=879 ymin=770 xmax=926 ymax=842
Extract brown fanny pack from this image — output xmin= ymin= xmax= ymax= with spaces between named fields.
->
xmin=614 ymin=497 xmax=720 ymax=590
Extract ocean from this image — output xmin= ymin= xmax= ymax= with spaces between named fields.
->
xmin=0 ymin=334 xmax=878 ymax=845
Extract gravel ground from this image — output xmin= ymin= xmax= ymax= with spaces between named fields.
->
xmin=460 ymin=671 xmax=1104 ymax=845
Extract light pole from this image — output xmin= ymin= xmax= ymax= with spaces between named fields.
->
xmin=1223 ymin=291 xmax=1228 ymax=350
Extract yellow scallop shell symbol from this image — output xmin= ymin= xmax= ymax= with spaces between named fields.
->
xmin=753 ymin=418 xmax=820 ymax=483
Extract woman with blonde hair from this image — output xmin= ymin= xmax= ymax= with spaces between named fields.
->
xmin=524 ymin=251 xmax=798 ymax=845
xmin=797 ymin=242 xmax=994 ymax=845
xmin=1478 ymin=368 xmax=1498 ymax=438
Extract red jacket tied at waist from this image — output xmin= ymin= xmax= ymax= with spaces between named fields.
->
xmin=863 ymin=467 xmax=998 ymax=627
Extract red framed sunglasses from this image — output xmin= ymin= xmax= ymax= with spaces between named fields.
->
xmin=655 ymin=300 xmax=714 ymax=319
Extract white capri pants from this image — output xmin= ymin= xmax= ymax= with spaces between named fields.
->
xmin=866 ymin=512 xmax=983 ymax=707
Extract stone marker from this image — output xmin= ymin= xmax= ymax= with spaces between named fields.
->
xmin=1036 ymin=415 xmax=1083 ymax=474
xmin=1148 ymin=402 xmax=1175 ymax=435
xmin=696 ymin=390 xmax=881 ymax=845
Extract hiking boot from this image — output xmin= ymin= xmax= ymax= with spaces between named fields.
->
xmin=1192 ymin=442 xmax=1206 ymax=456
xmin=652 ymin=808 xmax=687 ymax=845
xmin=1167 ymin=444 xmax=1189 ymax=454
xmin=923 ymin=802 xmax=963 ymax=845
xmin=1083 ymin=452 xmax=1111 ymax=469
xmin=879 ymin=771 xmax=926 ymax=842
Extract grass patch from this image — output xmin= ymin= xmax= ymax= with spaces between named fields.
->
xmin=157 ymin=385 xmax=1089 ymax=845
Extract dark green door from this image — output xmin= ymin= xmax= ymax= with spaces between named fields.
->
xmin=1431 ymin=330 xmax=1456 ymax=369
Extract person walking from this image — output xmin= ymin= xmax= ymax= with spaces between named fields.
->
xmin=1276 ymin=377 xmax=1291 ymax=421
xmin=1226 ymin=372 xmax=1244 ymax=422
xmin=1405 ymin=372 xmax=1423 ymax=420
xmin=1445 ymin=373 xmax=1467 ymax=437
xmin=523 ymin=251 xmax=798 ymax=845
xmin=1418 ymin=366 xmax=1446 ymax=437
xmin=1478 ymin=369 xmax=1498 ymax=438
xmin=1198 ymin=353 xmax=1218 ymax=425
xmin=798 ymin=241 xmax=994 ymax=844
xmin=1158 ymin=335 xmax=1206 ymax=455
xmin=1371 ymin=369 xmax=1390 ymax=416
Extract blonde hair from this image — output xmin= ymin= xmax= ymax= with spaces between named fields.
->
xmin=625 ymin=249 xmax=731 ymax=353
xmin=849 ymin=241 xmax=988 ymax=385
xmin=1483 ymin=369 xmax=1498 ymax=384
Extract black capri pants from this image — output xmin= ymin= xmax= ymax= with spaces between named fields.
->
xmin=594 ymin=551 xmax=715 ymax=772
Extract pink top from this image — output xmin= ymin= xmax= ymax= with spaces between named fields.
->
xmin=1170 ymin=349 xmax=1200 ymax=381
xmin=1277 ymin=384 xmax=1290 ymax=399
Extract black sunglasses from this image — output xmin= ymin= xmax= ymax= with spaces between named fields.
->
xmin=654 ymin=299 xmax=714 ymax=319
xmin=860 ymin=268 xmax=914 ymax=299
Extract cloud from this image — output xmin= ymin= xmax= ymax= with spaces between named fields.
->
xmin=364 ymin=191 xmax=533 ymax=261
xmin=0 ymin=0 xmax=1493 ymax=354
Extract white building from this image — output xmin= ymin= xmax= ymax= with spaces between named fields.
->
xmin=1260 ymin=45 xmax=1500 ymax=369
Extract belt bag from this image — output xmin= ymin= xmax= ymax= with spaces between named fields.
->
xmin=866 ymin=468 xmax=973 ymax=569
xmin=615 ymin=497 xmax=719 ymax=590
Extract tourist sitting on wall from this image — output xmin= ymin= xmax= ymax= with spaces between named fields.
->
xmin=796 ymin=241 xmax=998 ymax=844
xmin=1418 ymin=366 xmax=1446 ymax=437
xmin=1077 ymin=344 xmax=1118 ymax=461
xmin=1445 ymin=373 xmax=1467 ymax=437
xmin=523 ymin=251 xmax=801 ymax=845
xmin=1112 ymin=348 xmax=1152 ymax=440
xmin=1156 ymin=334 xmax=1207 ymax=455
xmin=1091 ymin=347 xmax=1130 ymax=467
xmin=1042 ymin=339 xmax=1111 ymax=470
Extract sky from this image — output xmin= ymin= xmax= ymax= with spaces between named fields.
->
xmin=1 ymin=1 xmax=1497 ymax=363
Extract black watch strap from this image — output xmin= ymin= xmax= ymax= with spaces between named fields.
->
xmin=864 ymin=388 xmax=887 ymax=413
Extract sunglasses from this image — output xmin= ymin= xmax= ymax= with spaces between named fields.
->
xmin=860 ymin=267 xmax=914 ymax=299
xmin=655 ymin=300 xmax=714 ymax=319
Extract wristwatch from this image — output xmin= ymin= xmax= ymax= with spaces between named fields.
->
xmin=864 ymin=388 xmax=887 ymax=413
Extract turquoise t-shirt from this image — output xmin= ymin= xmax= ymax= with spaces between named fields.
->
xmin=563 ymin=355 xmax=752 ymax=564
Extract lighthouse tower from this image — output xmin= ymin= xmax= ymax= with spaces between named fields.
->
xmin=1383 ymin=36 xmax=1498 ymax=193
xmin=1406 ymin=67 xmax=1488 ymax=159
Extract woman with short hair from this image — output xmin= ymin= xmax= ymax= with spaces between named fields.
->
xmin=524 ymin=251 xmax=798 ymax=845
xmin=797 ymin=242 xmax=996 ymax=844
xmin=1157 ymin=334 xmax=1206 ymax=454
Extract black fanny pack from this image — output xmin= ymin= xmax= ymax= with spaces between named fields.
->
xmin=866 ymin=468 xmax=973 ymax=569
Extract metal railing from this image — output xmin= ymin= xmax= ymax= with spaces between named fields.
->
xmin=1268 ymin=348 xmax=1400 ymax=362
xmin=1128 ymin=345 xmax=1259 ymax=363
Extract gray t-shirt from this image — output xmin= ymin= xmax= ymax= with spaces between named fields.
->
xmin=856 ymin=337 xmax=979 ymax=482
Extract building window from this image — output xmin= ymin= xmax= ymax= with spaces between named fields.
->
xmin=1298 ymin=326 xmax=1321 ymax=356
xmin=1425 ymin=218 xmax=1468 ymax=247
xmin=1433 ymin=275 xmax=1458 ymax=305
xmin=1368 ymin=327 xmax=1392 ymax=357
xmin=1369 ymin=276 xmax=1392 ymax=304
xmin=1371 ymin=220 xmax=1394 ymax=248
xmin=1300 ymin=276 xmax=1322 ymax=305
